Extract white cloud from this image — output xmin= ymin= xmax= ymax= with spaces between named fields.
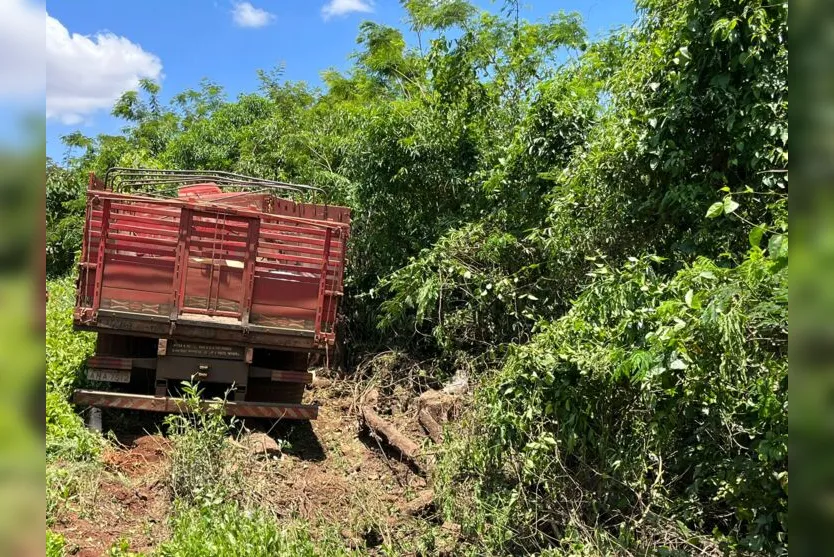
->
xmin=46 ymin=14 xmax=162 ymax=125
xmin=231 ymin=2 xmax=275 ymax=28
xmin=0 ymin=0 xmax=46 ymax=99
xmin=321 ymin=0 xmax=374 ymax=20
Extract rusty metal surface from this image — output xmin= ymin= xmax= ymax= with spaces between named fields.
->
xmin=268 ymin=369 xmax=314 ymax=384
xmin=74 ymin=179 xmax=349 ymax=349
xmin=73 ymin=389 xmax=319 ymax=420
xmin=71 ymin=170 xmax=348 ymax=418
xmin=76 ymin=312 xmax=322 ymax=352
xmin=87 ymin=356 xmax=133 ymax=370
xmin=103 ymin=167 xmax=323 ymax=196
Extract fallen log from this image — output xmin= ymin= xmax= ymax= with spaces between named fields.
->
xmin=400 ymin=489 xmax=435 ymax=516
xmin=418 ymin=408 xmax=443 ymax=444
xmin=361 ymin=405 xmax=425 ymax=470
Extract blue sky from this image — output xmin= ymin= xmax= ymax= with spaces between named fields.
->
xmin=45 ymin=0 xmax=637 ymax=162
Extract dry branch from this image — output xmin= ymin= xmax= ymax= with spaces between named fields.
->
xmin=400 ymin=489 xmax=435 ymax=516
xmin=361 ymin=405 xmax=427 ymax=471
xmin=418 ymin=408 xmax=443 ymax=444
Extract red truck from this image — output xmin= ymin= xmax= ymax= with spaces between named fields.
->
xmin=72 ymin=168 xmax=350 ymax=420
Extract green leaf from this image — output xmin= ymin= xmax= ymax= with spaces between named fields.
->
xmin=768 ymin=233 xmax=788 ymax=260
xmin=684 ymin=289 xmax=694 ymax=308
xmin=706 ymin=202 xmax=723 ymax=219
xmin=723 ymin=195 xmax=739 ymax=214
xmin=749 ymin=225 xmax=765 ymax=248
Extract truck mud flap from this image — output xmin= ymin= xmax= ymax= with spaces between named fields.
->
xmin=73 ymin=389 xmax=318 ymax=420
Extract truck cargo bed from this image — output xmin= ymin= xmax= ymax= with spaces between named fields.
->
xmin=71 ymin=169 xmax=351 ymax=420
xmin=75 ymin=186 xmax=349 ymax=349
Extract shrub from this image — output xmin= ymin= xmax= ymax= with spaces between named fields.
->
xmin=46 ymin=530 xmax=66 ymax=557
xmin=106 ymin=538 xmax=146 ymax=557
xmin=163 ymin=381 xmax=236 ymax=506
xmin=437 ymin=249 xmax=788 ymax=554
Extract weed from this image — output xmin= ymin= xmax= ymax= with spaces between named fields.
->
xmin=437 ymin=253 xmax=787 ymax=554
xmin=46 ymin=276 xmax=103 ymax=462
xmin=46 ymin=530 xmax=66 ymax=557
xmin=157 ymin=502 xmax=356 ymax=557
xmin=46 ymin=460 xmax=103 ymax=525
xmin=163 ymin=381 xmax=237 ymax=506
xmin=106 ymin=538 xmax=147 ymax=557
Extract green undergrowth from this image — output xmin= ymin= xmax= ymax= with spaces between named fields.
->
xmin=156 ymin=502 xmax=355 ymax=557
xmin=45 ymin=0 xmax=788 ymax=553
xmin=436 ymin=249 xmax=788 ymax=555
xmin=46 ymin=276 xmax=106 ymax=556
xmin=157 ymin=383 xmax=359 ymax=557
xmin=163 ymin=382 xmax=236 ymax=507
xmin=46 ymin=275 xmax=102 ymax=462
xmin=46 ymin=530 xmax=67 ymax=557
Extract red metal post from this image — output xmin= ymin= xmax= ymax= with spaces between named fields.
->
xmin=91 ymin=197 xmax=111 ymax=314
xmin=171 ymin=208 xmax=193 ymax=320
xmin=79 ymin=194 xmax=92 ymax=267
xmin=77 ymin=192 xmax=95 ymax=308
xmin=314 ymin=227 xmax=332 ymax=342
xmin=241 ymin=216 xmax=260 ymax=329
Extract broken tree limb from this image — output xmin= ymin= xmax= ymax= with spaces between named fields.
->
xmin=400 ymin=489 xmax=435 ymax=516
xmin=361 ymin=405 xmax=427 ymax=471
xmin=418 ymin=407 xmax=443 ymax=444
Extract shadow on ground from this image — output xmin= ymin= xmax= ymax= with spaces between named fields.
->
xmin=250 ymin=418 xmax=326 ymax=462
xmin=94 ymin=408 xmax=327 ymax=462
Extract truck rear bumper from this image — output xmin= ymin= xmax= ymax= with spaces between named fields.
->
xmin=73 ymin=389 xmax=318 ymax=420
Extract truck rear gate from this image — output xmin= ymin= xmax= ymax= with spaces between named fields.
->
xmin=71 ymin=169 xmax=350 ymax=420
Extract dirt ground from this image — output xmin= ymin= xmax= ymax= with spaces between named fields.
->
xmin=51 ymin=435 xmax=171 ymax=556
xmin=51 ymin=378 xmax=454 ymax=555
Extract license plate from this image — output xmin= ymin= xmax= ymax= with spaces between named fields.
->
xmin=87 ymin=369 xmax=131 ymax=383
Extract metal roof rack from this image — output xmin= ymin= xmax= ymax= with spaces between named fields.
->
xmin=103 ymin=167 xmax=324 ymax=196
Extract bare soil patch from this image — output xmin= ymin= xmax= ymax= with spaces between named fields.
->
xmin=53 ymin=377 xmax=461 ymax=555
xmin=103 ymin=435 xmax=169 ymax=479
xmin=233 ymin=380 xmax=440 ymax=550
xmin=52 ymin=436 xmax=170 ymax=556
